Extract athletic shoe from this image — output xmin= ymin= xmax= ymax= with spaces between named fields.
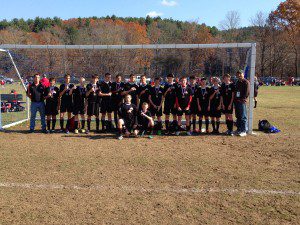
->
xmin=186 ymin=131 xmax=192 ymax=136
xmin=228 ymin=131 xmax=234 ymax=136
xmin=175 ymin=131 xmax=180 ymax=136
xmin=50 ymin=130 xmax=55 ymax=133
xmin=29 ymin=129 xmax=34 ymax=133
xmin=118 ymin=135 xmax=123 ymax=140
xmin=65 ymin=129 xmax=69 ymax=134
xmin=234 ymin=130 xmax=241 ymax=136
xmin=140 ymin=131 xmax=145 ymax=137
xmin=157 ymin=130 xmax=162 ymax=135
xmin=239 ymin=132 xmax=247 ymax=137
xmin=42 ymin=129 xmax=49 ymax=134
xmin=81 ymin=129 xmax=86 ymax=133
xmin=224 ymin=130 xmax=230 ymax=135
xmin=201 ymin=128 xmax=206 ymax=133
xmin=74 ymin=129 xmax=79 ymax=134
xmin=85 ymin=130 xmax=90 ymax=134
xmin=148 ymin=135 xmax=153 ymax=139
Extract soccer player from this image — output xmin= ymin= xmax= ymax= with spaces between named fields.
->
xmin=44 ymin=78 xmax=59 ymax=133
xmin=117 ymin=94 xmax=138 ymax=140
xmin=189 ymin=76 xmax=199 ymax=133
xmin=59 ymin=74 xmax=74 ymax=134
xmin=137 ymin=74 xmax=150 ymax=110
xmin=220 ymin=74 xmax=235 ymax=135
xmin=209 ymin=77 xmax=222 ymax=134
xmin=72 ymin=77 xmax=86 ymax=134
xmin=163 ymin=73 xmax=177 ymax=134
xmin=137 ymin=102 xmax=154 ymax=138
xmin=111 ymin=74 xmax=125 ymax=129
xmin=196 ymin=78 xmax=211 ymax=134
xmin=175 ymin=76 xmax=193 ymax=136
xmin=99 ymin=73 xmax=113 ymax=132
xmin=148 ymin=77 xmax=164 ymax=133
xmin=86 ymin=74 xmax=101 ymax=133
xmin=122 ymin=74 xmax=139 ymax=106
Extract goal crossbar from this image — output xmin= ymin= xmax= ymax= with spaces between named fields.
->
xmin=0 ymin=43 xmax=256 ymax=134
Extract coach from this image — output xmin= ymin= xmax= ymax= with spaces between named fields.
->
xmin=234 ymin=71 xmax=250 ymax=137
xmin=27 ymin=73 xmax=46 ymax=133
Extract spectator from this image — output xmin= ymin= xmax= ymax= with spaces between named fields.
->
xmin=40 ymin=74 xmax=50 ymax=88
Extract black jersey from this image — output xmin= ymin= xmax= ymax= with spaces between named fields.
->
xmin=45 ymin=86 xmax=59 ymax=104
xmin=123 ymin=82 xmax=139 ymax=105
xmin=99 ymin=81 xmax=112 ymax=100
xmin=220 ymin=83 xmax=235 ymax=105
xmin=28 ymin=83 xmax=45 ymax=102
xmin=118 ymin=103 xmax=138 ymax=126
xmin=210 ymin=86 xmax=222 ymax=107
xmin=138 ymin=83 xmax=150 ymax=104
xmin=197 ymin=86 xmax=210 ymax=104
xmin=73 ymin=85 xmax=86 ymax=107
xmin=175 ymin=85 xmax=193 ymax=108
xmin=149 ymin=85 xmax=164 ymax=106
xmin=86 ymin=83 xmax=101 ymax=103
xmin=59 ymin=83 xmax=74 ymax=103
xmin=137 ymin=110 xmax=152 ymax=125
xmin=111 ymin=82 xmax=125 ymax=100
xmin=163 ymin=82 xmax=176 ymax=104
xmin=189 ymin=84 xmax=199 ymax=102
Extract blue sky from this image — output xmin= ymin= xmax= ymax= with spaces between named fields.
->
xmin=0 ymin=0 xmax=283 ymax=27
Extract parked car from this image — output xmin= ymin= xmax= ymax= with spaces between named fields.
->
xmin=0 ymin=75 xmax=14 ymax=84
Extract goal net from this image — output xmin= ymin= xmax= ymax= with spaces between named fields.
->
xmin=0 ymin=43 xmax=256 ymax=133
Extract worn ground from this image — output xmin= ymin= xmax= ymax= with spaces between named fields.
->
xmin=0 ymin=86 xmax=299 ymax=224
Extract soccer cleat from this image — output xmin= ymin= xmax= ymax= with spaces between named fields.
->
xmin=148 ymin=135 xmax=153 ymax=139
xmin=50 ymin=130 xmax=55 ymax=133
xmin=239 ymin=132 xmax=247 ymax=137
xmin=118 ymin=135 xmax=123 ymax=140
xmin=229 ymin=131 xmax=234 ymax=136
xmin=81 ymin=129 xmax=86 ymax=133
xmin=74 ymin=129 xmax=79 ymax=134
xmin=85 ymin=130 xmax=90 ymax=134
xmin=234 ymin=130 xmax=241 ymax=136
xmin=29 ymin=129 xmax=34 ymax=133
xmin=65 ymin=129 xmax=69 ymax=134
xmin=175 ymin=131 xmax=180 ymax=136
xmin=186 ymin=131 xmax=192 ymax=136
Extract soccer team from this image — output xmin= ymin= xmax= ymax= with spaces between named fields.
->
xmin=27 ymin=71 xmax=250 ymax=139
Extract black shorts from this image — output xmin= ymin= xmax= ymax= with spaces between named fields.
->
xmin=87 ymin=102 xmax=100 ymax=116
xmin=150 ymin=107 xmax=163 ymax=117
xmin=100 ymin=99 xmax=113 ymax=113
xmin=190 ymin=102 xmax=198 ymax=115
xmin=45 ymin=102 xmax=58 ymax=116
xmin=60 ymin=101 xmax=73 ymax=113
xmin=222 ymin=104 xmax=233 ymax=114
xmin=123 ymin=122 xmax=136 ymax=133
xmin=112 ymin=98 xmax=123 ymax=111
xmin=163 ymin=103 xmax=176 ymax=115
xmin=73 ymin=104 xmax=85 ymax=115
xmin=137 ymin=122 xmax=149 ymax=131
xmin=176 ymin=108 xmax=191 ymax=116
xmin=198 ymin=103 xmax=209 ymax=117
xmin=210 ymin=108 xmax=222 ymax=118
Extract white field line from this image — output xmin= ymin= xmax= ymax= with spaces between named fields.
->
xmin=0 ymin=182 xmax=299 ymax=196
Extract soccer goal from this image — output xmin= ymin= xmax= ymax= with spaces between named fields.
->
xmin=0 ymin=43 xmax=256 ymax=134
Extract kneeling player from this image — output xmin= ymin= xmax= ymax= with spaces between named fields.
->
xmin=45 ymin=78 xmax=59 ymax=133
xmin=73 ymin=77 xmax=86 ymax=134
xmin=220 ymin=74 xmax=235 ymax=135
xmin=148 ymin=77 xmax=163 ymax=134
xmin=209 ymin=77 xmax=222 ymax=134
xmin=137 ymin=102 xmax=154 ymax=138
xmin=117 ymin=94 xmax=138 ymax=140
xmin=175 ymin=76 xmax=193 ymax=136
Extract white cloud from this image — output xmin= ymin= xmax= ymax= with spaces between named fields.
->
xmin=161 ymin=0 xmax=178 ymax=7
xmin=146 ymin=11 xmax=163 ymax=17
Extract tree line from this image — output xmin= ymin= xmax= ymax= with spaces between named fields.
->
xmin=0 ymin=0 xmax=298 ymax=78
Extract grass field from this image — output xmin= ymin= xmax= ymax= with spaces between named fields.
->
xmin=0 ymin=86 xmax=299 ymax=224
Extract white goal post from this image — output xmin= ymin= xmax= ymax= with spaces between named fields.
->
xmin=0 ymin=43 xmax=256 ymax=134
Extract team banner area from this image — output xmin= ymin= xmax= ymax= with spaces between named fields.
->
xmin=0 ymin=43 xmax=256 ymax=132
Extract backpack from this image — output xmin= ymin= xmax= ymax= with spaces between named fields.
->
xmin=258 ymin=120 xmax=280 ymax=133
